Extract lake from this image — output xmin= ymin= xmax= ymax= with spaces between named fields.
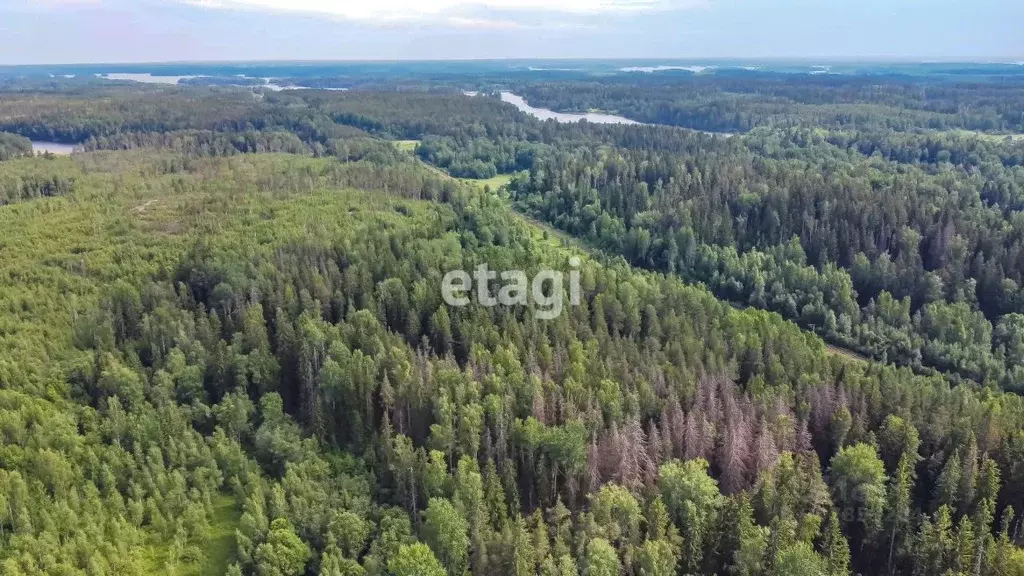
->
xmin=498 ymin=92 xmax=736 ymax=136
xmin=620 ymin=65 xmax=715 ymax=73
xmin=31 ymin=141 xmax=76 ymax=156
xmin=102 ymin=73 xmax=200 ymax=84
xmin=499 ymin=92 xmax=643 ymax=125
xmin=263 ymin=83 xmax=349 ymax=92
xmin=98 ymin=72 xmax=348 ymax=92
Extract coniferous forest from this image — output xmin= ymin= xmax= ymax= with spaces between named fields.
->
xmin=1 ymin=64 xmax=1024 ymax=576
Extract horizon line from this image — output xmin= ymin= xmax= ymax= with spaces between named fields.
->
xmin=3 ymin=56 xmax=1024 ymax=68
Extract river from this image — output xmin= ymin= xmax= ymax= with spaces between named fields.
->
xmin=101 ymin=73 xmax=200 ymax=84
xmin=31 ymin=141 xmax=76 ymax=156
xmin=499 ymin=92 xmax=643 ymax=125
xmin=98 ymin=72 xmax=347 ymax=92
xmin=497 ymin=92 xmax=735 ymax=136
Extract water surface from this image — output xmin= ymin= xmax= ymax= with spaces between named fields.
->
xmin=499 ymin=92 xmax=643 ymax=125
xmin=102 ymin=73 xmax=199 ymax=84
xmin=98 ymin=73 xmax=349 ymax=91
xmin=620 ymin=65 xmax=715 ymax=74
xmin=31 ymin=141 xmax=76 ymax=156
xmin=496 ymin=92 xmax=737 ymax=137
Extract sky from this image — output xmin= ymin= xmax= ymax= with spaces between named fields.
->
xmin=1 ymin=0 xmax=1022 ymax=64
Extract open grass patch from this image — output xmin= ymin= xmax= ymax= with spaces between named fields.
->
xmin=459 ymin=173 xmax=513 ymax=191
xmin=393 ymin=139 xmax=421 ymax=153
xmin=140 ymin=494 xmax=241 ymax=575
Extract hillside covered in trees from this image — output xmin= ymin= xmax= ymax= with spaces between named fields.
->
xmin=1 ymin=68 xmax=1024 ymax=576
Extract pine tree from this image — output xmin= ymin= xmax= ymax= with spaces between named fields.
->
xmin=935 ymin=449 xmax=963 ymax=512
xmin=548 ymin=498 xmax=574 ymax=560
xmin=509 ymin=514 xmax=535 ymax=576
xmin=583 ymin=538 xmax=620 ymax=576
xmin=730 ymin=493 xmax=768 ymax=576
xmin=636 ymin=539 xmax=677 ymax=576
xmin=954 ymin=515 xmax=976 ymax=574
xmin=658 ymin=459 xmax=722 ymax=574
xmin=988 ymin=506 xmax=1015 ymax=576
xmin=422 ymin=497 xmax=470 ymax=576
xmin=484 ymin=459 xmax=509 ymax=531
xmin=886 ymin=454 xmax=914 ymax=575
xmin=718 ymin=406 xmax=753 ymax=495
xmin=959 ymin=435 xmax=979 ymax=517
xmin=972 ymin=457 xmax=1001 ymax=576
xmin=820 ymin=511 xmax=850 ymax=576
xmin=916 ymin=505 xmax=955 ymax=576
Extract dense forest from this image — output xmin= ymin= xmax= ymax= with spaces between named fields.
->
xmin=508 ymin=126 xmax=1024 ymax=390
xmin=1 ymin=70 xmax=1024 ymax=576
xmin=511 ymin=76 xmax=1024 ymax=133
xmin=0 ymin=132 xmax=32 ymax=162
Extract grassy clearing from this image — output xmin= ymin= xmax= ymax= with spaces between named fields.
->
xmin=947 ymin=130 xmax=1024 ymax=142
xmin=409 ymin=157 xmax=574 ymax=248
xmin=196 ymin=495 xmax=244 ymax=575
xmin=411 ymin=156 xmax=513 ymax=192
xmin=511 ymin=208 xmax=594 ymax=257
xmin=393 ymin=139 xmax=421 ymax=152
xmin=140 ymin=494 xmax=241 ymax=575
xmin=459 ymin=173 xmax=513 ymax=191
xmin=825 ymin=343 xmax=870 ymax=364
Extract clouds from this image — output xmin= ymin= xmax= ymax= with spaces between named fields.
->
xmin=178 ymin=0 xmax=696 ymax=22
xmin=14 ymin=0 xmax=703 ymax=34
xmin=3 ymin=0 xmax=1022 ymax=64
xmin=173 ymin=0 xmax=708 ymax=32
